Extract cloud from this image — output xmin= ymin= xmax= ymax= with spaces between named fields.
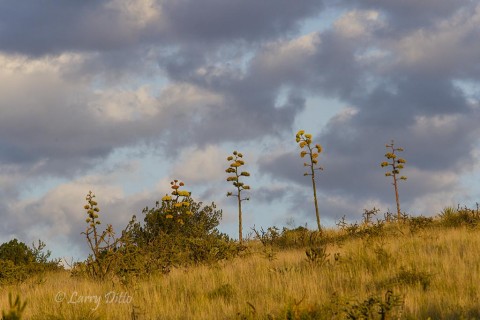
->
xmin=348 ymin=0 xmax=475 ymax=32
xmin=254 ymin=185 xmax=290 ymax=204
xmin=393 ymin=4 xmax=480 ymax=77
xmin=0 ymin=0 xmax=325 ymax=56
xmin=334 ymin=10 xmax=384 ymax=38
xmin=1 ymin=0 xmax=480 ymax=257
xmin=171 ymin=145 xmax=226 ymax=184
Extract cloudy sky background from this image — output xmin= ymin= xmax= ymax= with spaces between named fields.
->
xmin=1 ymin=0 xmax=479 ymax=259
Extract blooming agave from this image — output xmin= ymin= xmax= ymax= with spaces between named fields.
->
xmin=381 ymin=140 xmax=407 ymax=220
xmin=296 ymin=130 xmax=323 ymax=232
xmin=160 ymin=180 xmax=193 ymax=221
xmin=225 ymin=151 xmax=250 ymax=242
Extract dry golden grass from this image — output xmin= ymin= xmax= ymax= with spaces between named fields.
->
xmin=2 ymin=226 xmax=480 ymax=319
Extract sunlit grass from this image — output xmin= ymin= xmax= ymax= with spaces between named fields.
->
xmin=1 ymin=226 xmax=480 ymax=319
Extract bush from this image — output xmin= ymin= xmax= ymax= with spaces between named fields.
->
xmin=0 ymin=260 xmax=29 ymax=285
xmin=438 ymin=206 xmax=480 ymax=228
xmin=407 ymin=215 xmax=435 ymax=233
xmin=83 ymin=181 xmax=245 ymax=278
xmin=252 ymin=226 xmax=325 ymax=249
xmin=131 ymin=197 xmax=241 ymax=269
xmin=0 ymin=239 xmax=35 ymax=265
xmin=0 ymin=239 xmax=61 ymax=285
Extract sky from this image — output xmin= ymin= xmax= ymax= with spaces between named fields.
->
xmin=1 ymin=0 xmax=479 ymax=260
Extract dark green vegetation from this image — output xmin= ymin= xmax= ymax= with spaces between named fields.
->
xmin=72 ymin=180 xmax=242 ymax=282
xmin=0 ymin=239 xmax=61 ymax=286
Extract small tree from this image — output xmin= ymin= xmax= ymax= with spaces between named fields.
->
xmin=296 ymin=130 xmax=323 ymax=232
xmin=381 ymin=140 xmax=407 ymax=220
xmin=0 ymin=239 xmax=35 ymax=265
xmin=225 ymin=151 xmax=250 ymax=243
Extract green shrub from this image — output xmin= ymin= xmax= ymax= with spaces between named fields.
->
xmin=342 ymin=290 xmax=404 ymax=320
xmin=305 ymin=244 xmax=330 ymax=267
xmin=0 ymin=239 xmax=35 ymax=265
xmin=0 ymin=239 xmax=60 ymax=285
xmin=253 ymin=226 xmax=326 ymax=249
xmin=0 ymin=260 xmax=29 ymax=285
xmin=113 ymin=180 xmax=242 ymax=274
xmin=438 ymin=206 xmax=480 ymax=228
xmin=407 ymin=215 xmax=435 ymax=233
xmin=394 ymin=267 xmax=433 ymax=290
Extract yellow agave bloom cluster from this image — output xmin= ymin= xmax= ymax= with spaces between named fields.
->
xmin=174 ymin=202 xmax=190 ymax=208
xmin=161 ymin=195 xmax=172 ymax=201
xmin=162 ymin=180 xmax=192 ymax=223
xmin=226 ymin=150 xmax=251 ymax=196
xmin=296 ymin=130 xmax=322 ymax=166
xmin=381 ymin=143 xmax=407 ymax=181
xmin=84 ymin=191 xmax=101 ymax=227
xmin=385 ymin=152 xmax=396 ymax=159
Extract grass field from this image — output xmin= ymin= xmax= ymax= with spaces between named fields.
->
xmin=2 ymin=223 xmax=480 ymax=319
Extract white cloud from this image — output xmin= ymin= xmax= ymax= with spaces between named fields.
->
xmin=252 ymin=32 xmax=320 ymax=75
xmin=105 ymin=0 xmax=163 ymax=29
xmin=90 ymin=86 xmax=160 ymax=122
xmin=411 ymin=114 xmax=463 ymax=137
xmin=394 ymin=4 xmax=480 ymax=72
xmin=171 ymin=145 xmax=226 ymax=184
xmin=159 ymin=82 xmax=224 ymax=112
xmin=334 ymin=10 xmax=384 ymax=38
xmin=409 ymin=191 xmax=462 ymax=216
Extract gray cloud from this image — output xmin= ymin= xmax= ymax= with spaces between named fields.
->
xmin=0 ymin=0 xmax=480 ymax=256
xmin=0 ymin=0 xmax=325 ymax=56
xmin=345 ymin=0 xmax=476 ymax=34
xmin=162 ymin=0 xmax=324 ymax=43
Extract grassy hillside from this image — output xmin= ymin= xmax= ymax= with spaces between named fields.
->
xmin=2 ymin=221 xmax=480 ymax=319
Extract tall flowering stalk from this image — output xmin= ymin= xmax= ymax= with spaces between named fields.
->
xmin=225 ymin=151 xmax=250 ymax=243
xmin=296 ymin=130 xmax=323 ymax=232
xmin=381 ymin=140 xmax=407 ymax=220
xmin=82 ymin=191 xmax=119 ymax=279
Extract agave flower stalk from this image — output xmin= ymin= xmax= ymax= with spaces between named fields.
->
xmin=161 ymin=179 xmax=192 ymax=224
xmin=82 ymin=191 xmax=119 ymax=279
xmin=296 ymin=130 xmax=323 ymax=232
xmin=381 ymin=140 xmax=407 ymax=220
xmin=225 ymin=151 xmax=250 ymax=243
